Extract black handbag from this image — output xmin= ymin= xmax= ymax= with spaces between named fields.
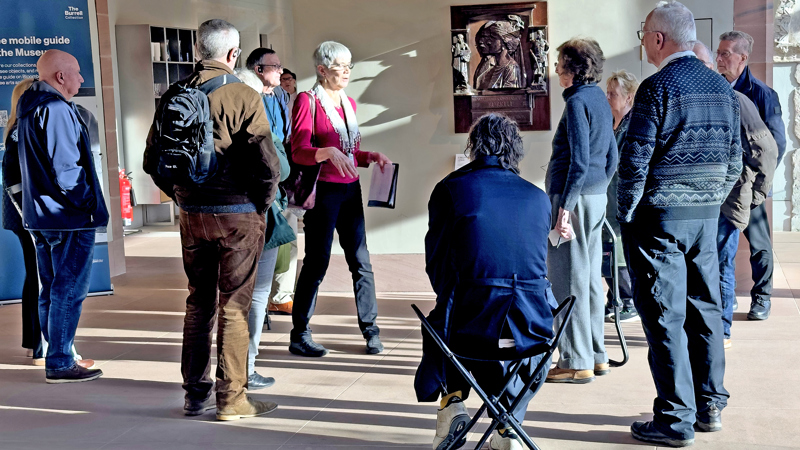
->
xmin=281 ymin=92 xmax=321 ymax=210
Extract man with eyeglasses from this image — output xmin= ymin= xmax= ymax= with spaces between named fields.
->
xmin=144 ymin=19 xmax=281 ymax=420
xmin=619 ymin=2 xmax=739 ymax=446
xmin=716 ymin=30 xmax=786 ymax=322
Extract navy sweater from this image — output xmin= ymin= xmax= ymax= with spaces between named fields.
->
xmin=546 ymin=83 xmax=617 ymax=211
xmin=617 ymin=56 xmax=742 ymax=223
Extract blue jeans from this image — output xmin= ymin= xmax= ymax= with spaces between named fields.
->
xmin=716 ymin=215 xmax=739 ymax=338
xmin=248 ymin=245 xmax=279 ymax=375
xmin=32 ymin=230 xmax=96 ymax=372
xmin=622 ymin=217 xmax=728 ymax=440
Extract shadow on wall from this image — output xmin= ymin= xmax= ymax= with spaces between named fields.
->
xmin=347 ymin=35 xmax=464 ymax=234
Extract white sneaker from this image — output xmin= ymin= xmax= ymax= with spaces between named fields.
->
xmin=432 ymin=396 xmax=469 ymax=450
xmin=489 ymin=429 xmax=524 ymax=450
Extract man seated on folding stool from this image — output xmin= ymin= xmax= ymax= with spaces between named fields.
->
xmin=416 ymin=114 xmax=556 ymax=450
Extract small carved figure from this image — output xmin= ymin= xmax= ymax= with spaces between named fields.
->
xmin=474 ymin=15 xmax=524 ymax=90
xmin=530 ymin=29 xmax=549 ymax=85
xmin=451 ymin=34 xmax=472 ymax=94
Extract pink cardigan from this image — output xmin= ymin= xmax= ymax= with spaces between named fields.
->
xmin=290 ymin=91 xmax=372 ymax=184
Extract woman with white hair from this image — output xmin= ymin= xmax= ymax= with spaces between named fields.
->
xmin=289 ymin=41 xmax=392 ymax=357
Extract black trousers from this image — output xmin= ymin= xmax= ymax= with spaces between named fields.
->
xmin=622 ymin=218 xmax=728 ymax=440
xmin=742 ymin=202 xmax=772 ymax=303
xmin=14 ymin=229 xmax=42 ymax=356
xmin=291 ymin=181 xmax=378 ymax=342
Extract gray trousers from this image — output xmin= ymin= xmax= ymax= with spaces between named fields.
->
xmin=547 ymin=194 xmax=607 ymax=370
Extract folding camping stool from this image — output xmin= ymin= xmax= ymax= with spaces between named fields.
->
xmin=411 ymin=295 xmax=577 ymax=450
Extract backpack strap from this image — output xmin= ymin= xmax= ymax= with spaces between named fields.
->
xmin=306 ymin=91 xmax=316 ymax=146
xmin=197 ymin=74 xmax=241 ymax=95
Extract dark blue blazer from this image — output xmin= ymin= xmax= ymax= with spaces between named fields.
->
xmin=415 ymin=155 xmax=555 ymax=402
xmin=733 ymin=66 xmax=786 ymax=163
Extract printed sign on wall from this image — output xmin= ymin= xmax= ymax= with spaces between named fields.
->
xmin=0 ymin=0 xmax=94 ymax=145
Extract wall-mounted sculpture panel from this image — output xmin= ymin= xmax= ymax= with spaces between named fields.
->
xmin=451 ymin=2 xmax=550 ymax=133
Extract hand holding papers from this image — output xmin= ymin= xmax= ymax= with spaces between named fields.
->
xmin=548 ymin=208 xmax=577 ymax=247
xmin=367 ymin=163 xmax=399 ymax=209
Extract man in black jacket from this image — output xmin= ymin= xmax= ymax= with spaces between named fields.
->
xmin=717 ymin=30 xmax=786 ymax=321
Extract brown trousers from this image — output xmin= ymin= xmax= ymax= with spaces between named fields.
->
xmin=179 ymin=209 xmax=266 ymax=408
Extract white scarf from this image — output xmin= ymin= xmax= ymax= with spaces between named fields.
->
xmin=312 ymin=83 xmax=361 ymax=155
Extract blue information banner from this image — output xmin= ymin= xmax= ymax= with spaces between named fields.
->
xmin=0 ymin=0 xmax=112 ymax=301
xmin=0 ymin=0 xmax=94 ymax=139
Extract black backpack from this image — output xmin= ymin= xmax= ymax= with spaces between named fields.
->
xmin=148 ymin=74 xmax=241 ymax=186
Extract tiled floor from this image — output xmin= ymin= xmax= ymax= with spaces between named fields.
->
xmin=0 ymin=229 xmax=798 ymax=449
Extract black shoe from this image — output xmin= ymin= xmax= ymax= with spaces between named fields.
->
xmin=695 ymin=405 xmax=722 ymax=432
xmin=289 ymin=339 xmax=328 ymax=357
xmin=184 ymin=395 xmax=215 ymax=416
xmin=747 ymin=299 xmax=771 ymax=320
xmin=45 ymin=364 xmax=103 ymax=384
xmin=365 ymin=335 xmax=384 ymax=354
xmin=247 ymin=372 xmax=275 ymax=390
xmin=630 ymin=421 xmax=694 ymax=447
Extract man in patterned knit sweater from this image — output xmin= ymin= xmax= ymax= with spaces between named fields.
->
xmin=618 ymin=2 xmax=742 ymax=447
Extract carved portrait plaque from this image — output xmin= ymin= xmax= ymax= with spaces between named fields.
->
xmin=451 ymin=2 xmax=550 ymax=133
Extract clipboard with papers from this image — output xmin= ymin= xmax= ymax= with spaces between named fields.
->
xmin=367 ymin=163 xmax=399 ymax=209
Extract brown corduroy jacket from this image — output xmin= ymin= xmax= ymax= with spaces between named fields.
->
xmin=145 ymin=60 xmax=280 ymax=214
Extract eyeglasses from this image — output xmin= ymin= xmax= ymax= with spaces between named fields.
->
xmin=715 ymin=51 xmax=737 ymax=59
xmin=255 ymin=63 xmax=283 ymax=73
xmin=637 ymin=30 xmax=662 ymax=40
xmin=329 ymin=62 xmax=355 ymax=71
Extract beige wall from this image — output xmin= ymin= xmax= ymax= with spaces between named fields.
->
xmin=108 ymin=0 xmax=295 ymax=177
xmin=291 ymin=0 xmax=734 ymax=254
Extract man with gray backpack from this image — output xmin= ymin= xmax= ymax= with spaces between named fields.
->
xmin=143 ymin=18 xmax=281 ymax=421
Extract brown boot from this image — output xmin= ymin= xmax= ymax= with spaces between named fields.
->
xmin=216 ymin=397 xmax=278 ymax=421
xmin=546 ymin=367 xmax=595 ymax=384
xmin=268 ymin=301 xmax=293 ymax=315
xmin=594 ymin=362 xmax=610 ymax=376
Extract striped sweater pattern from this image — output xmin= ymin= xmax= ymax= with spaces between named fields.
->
xmin=617 ymin=56 xmax=742 ymax=223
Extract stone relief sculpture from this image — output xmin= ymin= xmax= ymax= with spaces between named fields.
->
xmin=530 ymin=28 xmax=549 ymax=86
xmin=473 ymin=15 xmax=525 ymax=90
xmin=452 ymin=34 xmax=473 ymax=95
xmin=792 ymin=64 xmax=800 ymax=231
xmin=775 ymin=0 xmax=800 ymax=61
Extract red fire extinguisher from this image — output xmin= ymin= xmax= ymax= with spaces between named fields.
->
xmin=119 ymin=169 xmax=133 ymax=226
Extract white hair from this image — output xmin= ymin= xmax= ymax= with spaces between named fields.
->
xmin=313 ymin=41 xmax=351 ymax=81
xmin=650 ymin=1 xmax=696 ymax=50
xmin=197 ymin=19 xmax=239 ymax=60
xmin=234 ymin=68 xmax=263 ymax=92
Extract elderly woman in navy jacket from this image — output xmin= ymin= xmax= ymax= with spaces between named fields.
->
xmin=545 ymin=38 xmax=617 ymax=384
xmin=416 ymin=114 xmax=556 ymax=450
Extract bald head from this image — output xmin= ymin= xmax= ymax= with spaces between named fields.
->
xmin=692 ymin=41 xmax=714 ymax=69
xmin=37 ymin=50 xmax=83 ymax=100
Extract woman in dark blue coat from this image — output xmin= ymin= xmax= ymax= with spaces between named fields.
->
xmin=415 ymin=114 xmax=555 ymax=450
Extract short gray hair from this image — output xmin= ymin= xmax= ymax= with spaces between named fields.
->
xmin=197 ymin=19 xmax=239 ymax=60
xmin=466 ymin=114 xmax=524 ymax=171
xmin=720 ymin=30 xmax=754 ymax=56
xmin=234 ymin=68 xmax=263 ymax=92
xmin=649 ymin=1 xmax=696 ymax=50
xmin=313 ymin=41 xmax=351 ymax=80
xmin=606 ymin=70 xmax=639 ymax=98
